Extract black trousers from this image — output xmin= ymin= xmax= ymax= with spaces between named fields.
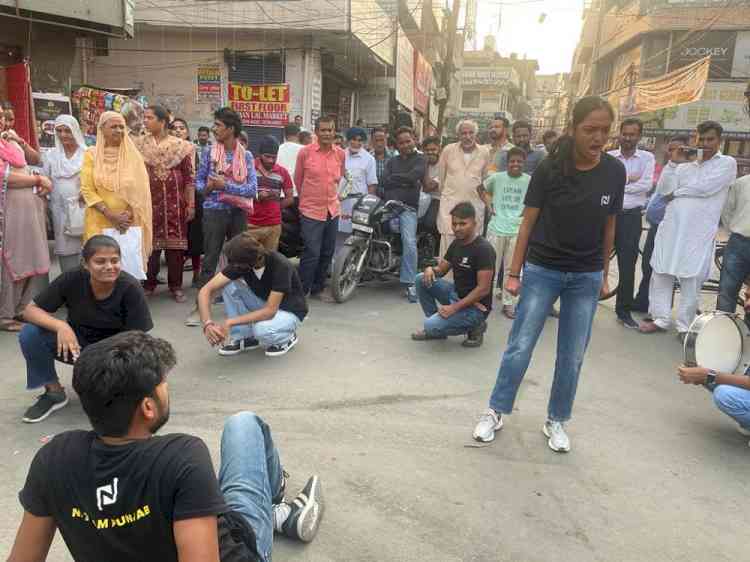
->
xmin=198 ymin=207 xmax=248 ymax=288
xmin=614 ymin=208 xmax=643 ymax=317
xmin=633 ymin=223 xmax=657 ymax=312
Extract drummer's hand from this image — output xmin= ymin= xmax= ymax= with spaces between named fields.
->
xmin=678 ymin=365 xmax=709 ymax=385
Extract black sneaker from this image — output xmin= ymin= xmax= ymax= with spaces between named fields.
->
xmin=218 ymin=337 xmax=260 ymax=356
xmin=265 ymin=334 xmax=298 ymax=357
xmin=462 ymin=321 xmax=487 ymax=348
xmin=22 ymin=391 xmax=69 ymax=423
xmin=281 ymin=475 xmax=324 ymax=543
xmin=617 ymin=314 xmax=639 ymax=330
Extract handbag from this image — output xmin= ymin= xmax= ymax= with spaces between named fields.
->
xmin=63 ymin=196 xmax=85 ymax=237
xmin=102 ymin=226 xmax=147 ymax=280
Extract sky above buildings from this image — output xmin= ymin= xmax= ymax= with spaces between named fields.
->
xmin=475 ymin=0 xmax=584 ymax=74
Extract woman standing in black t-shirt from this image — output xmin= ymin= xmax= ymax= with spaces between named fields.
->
xmin=473 ymin=97 xmax=626 ymax=452
xmin=18 ymin=235 xmax=153 ymax=423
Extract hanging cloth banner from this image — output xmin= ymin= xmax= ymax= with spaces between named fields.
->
xmin=621 ymin=56 xmax=711 ymax=117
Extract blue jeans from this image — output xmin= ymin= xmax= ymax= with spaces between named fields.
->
xmin=488 ymin=263 xmax=603 ymax=422
xmin=219 ymin=412 xmax=284 ymax=562
xmin=399 ymin=210 xmax=418 ymax=285
xmin=416 ymin=273 xmax=486 ymax=336
xmin=299 ymin=215 xmax=338 ymax=294
xmin=713 ymin=385 xmax=750 ymax=430
xmin=222 ymin=281 xmax=300 ymax=347
xmin=19 ymin=323 xmax=79 ymax=390
xmin=718 ymin=233 xmax=750 ymax=314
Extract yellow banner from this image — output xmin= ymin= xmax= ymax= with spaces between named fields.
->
xmin=620 ymin=56 xmax=711 ymax=116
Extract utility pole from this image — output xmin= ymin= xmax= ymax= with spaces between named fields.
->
xmin=436 ymin=0 xmax=461 ymax=139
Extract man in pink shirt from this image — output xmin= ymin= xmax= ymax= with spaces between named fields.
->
xmin=294 ymin=115 xmax=345 ymax=297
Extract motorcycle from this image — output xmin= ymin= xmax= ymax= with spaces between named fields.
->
xmin=330 ymin=193 xmax=438 ymax=303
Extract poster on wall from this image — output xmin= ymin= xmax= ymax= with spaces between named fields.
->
xmin=32 ymin=93 xmax=71 ymax=150
xmin=196 ymin=65 xmax=222 ymax=105
xmin=396 ymin=26 xmax=414 ymax=110
xmin=228 ymin=82 xmax=290 ymax=127
xmin=413 ymin=53 xmax=432 ymax=114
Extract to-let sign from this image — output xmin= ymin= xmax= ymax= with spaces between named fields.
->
xmin=228 ymin=83 xmax=290 ymax=127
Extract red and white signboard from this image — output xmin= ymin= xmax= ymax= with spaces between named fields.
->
xmin=228 ymin=82 xmax=290 ymax=128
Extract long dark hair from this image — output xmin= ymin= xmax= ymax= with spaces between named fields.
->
xmin=548 ymin=96 xmax=615 ymax=177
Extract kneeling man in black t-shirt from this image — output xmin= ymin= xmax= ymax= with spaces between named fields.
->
xmin=198 ymin=232 xmax=308 ymax=357
xmin=10 ymin=331 xmax=324 ymax=562
xmin=411 ymin=201 xmax=496 ymax=348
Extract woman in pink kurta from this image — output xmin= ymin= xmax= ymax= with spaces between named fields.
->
xmin=136 ymin=106 xmax=195 ymax=302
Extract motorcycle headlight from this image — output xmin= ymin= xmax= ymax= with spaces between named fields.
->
xmin=352 ymin=210 xmax=370 ymax=225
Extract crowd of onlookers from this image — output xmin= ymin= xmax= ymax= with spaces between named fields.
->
xmin=5 ymin=95 xmax=750 ymax=562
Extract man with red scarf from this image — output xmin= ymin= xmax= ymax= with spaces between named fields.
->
xmin=186 ymin=107 xmax=257 ymax=327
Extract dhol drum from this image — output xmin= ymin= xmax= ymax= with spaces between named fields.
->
xmin=684 ymin=312 xmax=745 ymax=373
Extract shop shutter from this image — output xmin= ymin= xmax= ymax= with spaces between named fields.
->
xmin=227 ymin=51 xmax=285 ymax=153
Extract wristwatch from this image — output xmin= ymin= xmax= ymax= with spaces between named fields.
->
xmin=705 ymin=369 xmax=718 ymax=385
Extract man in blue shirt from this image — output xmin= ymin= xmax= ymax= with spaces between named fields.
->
xmin=496 ymin=121 xmax=546 ymax=175
xmin=187 ymin=107 xmax=257 ymax=326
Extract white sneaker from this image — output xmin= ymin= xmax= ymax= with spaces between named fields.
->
xmin=542 ymin=420 xmax=570 ymax=453
xmin=737 ymin=425 xmax=750 ymax=437
xmin=185 ymin=307 xmax=200 ymax=327
xmin=473 ymin=409 xmax=503 ymax=442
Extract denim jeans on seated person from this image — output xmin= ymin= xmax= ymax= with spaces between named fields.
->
xmin=415 ymin=272 xmax=485 ymax=336
xmin=713 ymin=385 xmax=750 ymax=431
xmin=219 ymin=411 xmax=284 ymax=562
xmin=222 ymin=281 xmax=300 ymax=347
xmin=19 ymin=323 xmax=80 ymax=390
xmin=488 ymin=262 xmax=602 ymax=422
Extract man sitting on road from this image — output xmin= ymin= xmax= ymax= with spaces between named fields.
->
xmin=198 ymin=232 xmax=308 ymax=357
xmin=8 ymin=331 xmax=324 ymax=562
xmin=678 ymin=362 xmax=750 ymax=447
xmin=411 ymin=201 xmax=495 ymax=348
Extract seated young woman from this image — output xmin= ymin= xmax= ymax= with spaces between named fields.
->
xmin=18 ymin=235 xmax=153 ymax=423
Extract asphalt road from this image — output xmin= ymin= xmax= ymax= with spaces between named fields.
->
xmin=0 ymin=278 xmax=747 ymax=562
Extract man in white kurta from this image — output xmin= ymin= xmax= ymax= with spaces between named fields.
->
xmin=641 ymin=122 xmax=737 ymax=336
xmin=437 ymin=120 xmax=490 ymax=257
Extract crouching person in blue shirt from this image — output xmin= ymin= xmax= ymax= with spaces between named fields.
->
xmin=198 ymin=231 xmax=308 ymax=357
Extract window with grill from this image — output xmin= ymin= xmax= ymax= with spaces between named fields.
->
xmin=461 ymin=90 xmax=480 ymax=108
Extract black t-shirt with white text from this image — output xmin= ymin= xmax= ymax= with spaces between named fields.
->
xmin=18 ymin=431 xmax=240 ymax=562
xmin=222 ymin=251 xmax=308 ymax=321
xmin=524 ymin=153 xmax=625 ymax=272
xmin=33 ymin=268 xmax=153 ymax=346
xmin=444 ymin=236 xmax=496 ymax=312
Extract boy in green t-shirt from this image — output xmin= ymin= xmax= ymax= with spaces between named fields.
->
xmin=479 ymin=147 xmax=531 ymax=319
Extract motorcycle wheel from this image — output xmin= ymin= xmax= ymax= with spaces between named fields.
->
xmin=331 ymin=244 xmax=364 ymax=303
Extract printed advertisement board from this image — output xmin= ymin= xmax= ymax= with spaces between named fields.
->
xmin=228 ymin=83 xmax=290 ymax=128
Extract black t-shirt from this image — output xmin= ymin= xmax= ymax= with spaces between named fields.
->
xmin=222 ymin=251 xmax=308 ymax=321
xmin=18 ymin=431 xmax=260 ymax=562
xmin=524 ymin=153 xmax=625 ymax=272
xmin=34 ymin=268 xmax=153 ymax=346
xmin=445 ymin=236 xmax=496 ymax=312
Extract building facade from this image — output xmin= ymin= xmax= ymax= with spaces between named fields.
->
xmin=569 ymin=0 xmax=750 ymax=173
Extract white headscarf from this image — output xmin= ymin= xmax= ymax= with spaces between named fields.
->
xmin=47 ymin=114 xmax=86 ymax=179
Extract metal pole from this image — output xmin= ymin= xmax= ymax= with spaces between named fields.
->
xmin=436 ymin=0 xmax=461 ymax=139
